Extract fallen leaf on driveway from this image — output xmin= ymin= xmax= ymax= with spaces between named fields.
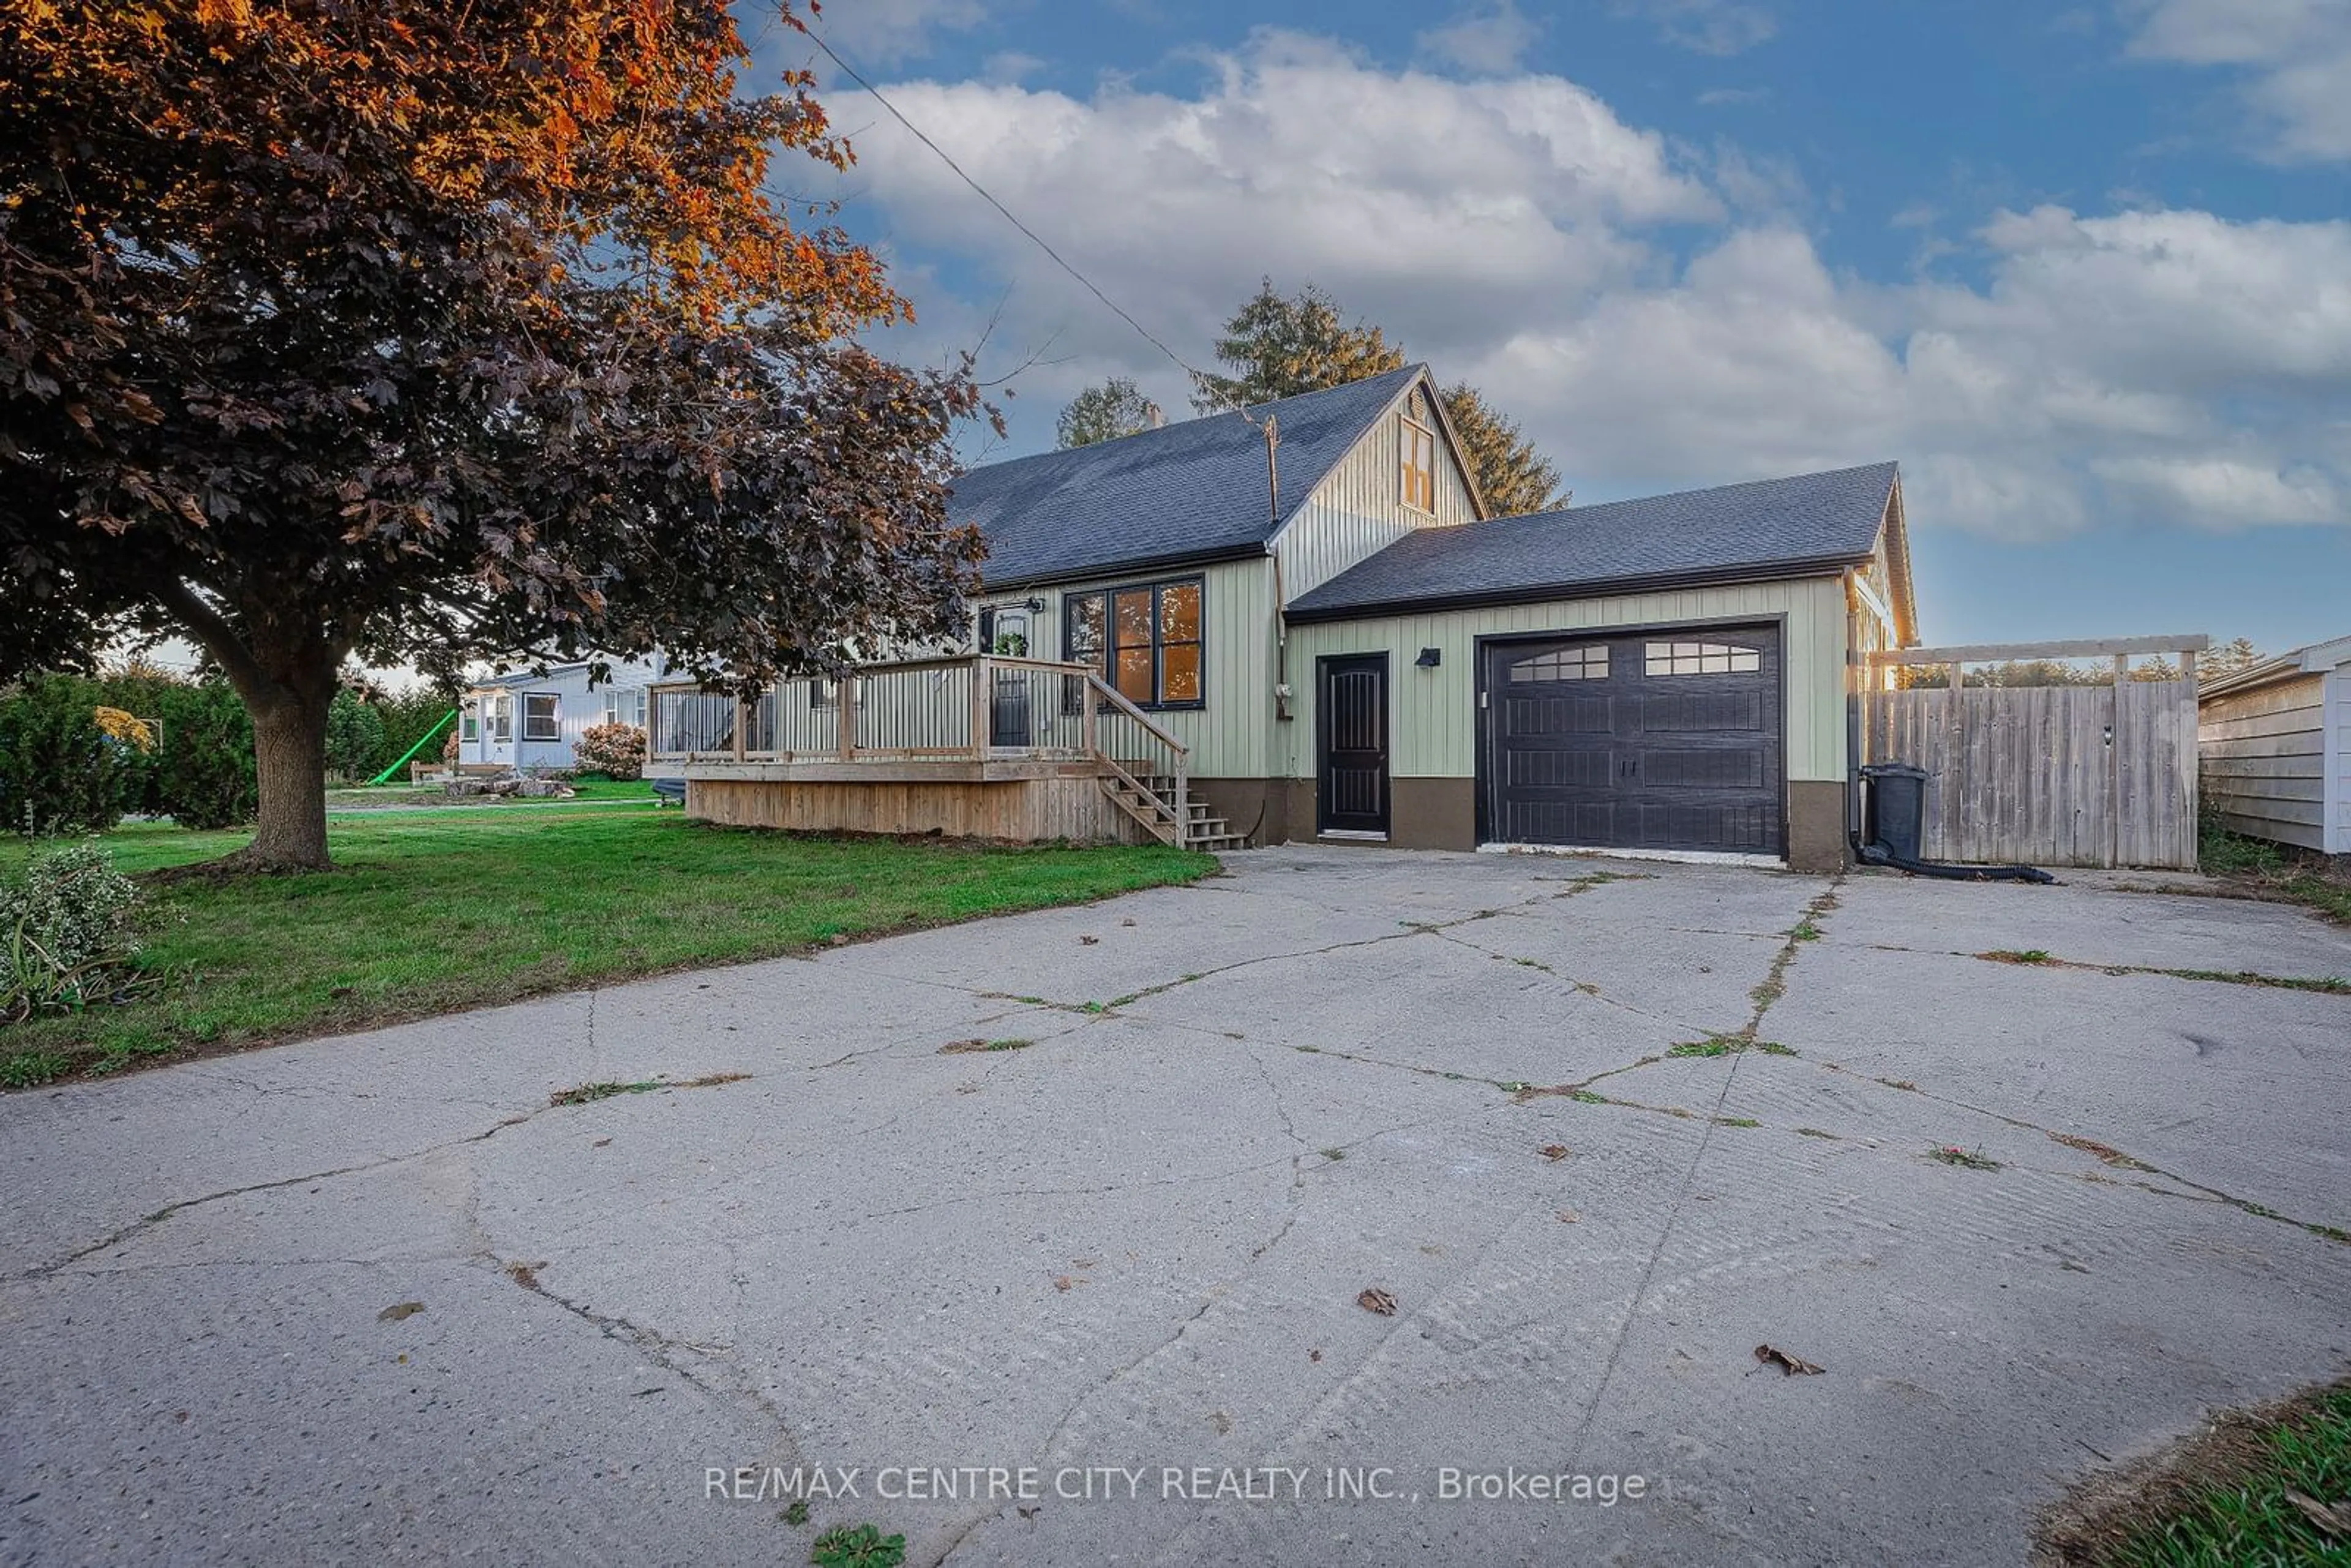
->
xmin=1539 ymin=1144 xmax=1570 ymax=1161
xmin=1121 ymin=918 xmax=1137 ymax=928
xmin=377 ymin=1302 xmax=425 ymax=1322
xmin=939 ymin=1038 xmax=988 ymax=1054
xmin=2285 ymin=1491 xmax=2351 ymax=1537
xmin=1754 ymin=1343 xmax=1824 ymax=1376
xmin=1357 ymin=1288 xmax=1398 ymax=1316
xmin=1078 ymin=935 xmax=1099 ymax=945
xmin=1309 ymin=1348 xmax=1322 ymax=1362
xmin=1556 ymin=1209 xmax=1580 ymax=1223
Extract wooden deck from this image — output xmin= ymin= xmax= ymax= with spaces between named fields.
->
xmin=649 ymin=656 xmax=1246 ymax=850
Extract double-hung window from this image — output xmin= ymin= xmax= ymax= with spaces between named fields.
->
xmin=1062 ymin=578 xmax=1204 ymax=709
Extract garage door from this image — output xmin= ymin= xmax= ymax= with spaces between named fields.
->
xmin=1483 ymin=627 xmax=1783 ymax=856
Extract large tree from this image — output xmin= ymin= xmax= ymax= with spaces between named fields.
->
xmin=1056 ymin=376 xmax=1163 ymax=448
xmin=1 ymin=1 xmax=985 ymax=870
xmin=1188 ymin=279 xmax=1406 ymax=412
xmin=1439 ymin=383 xmax=1565 ymax=517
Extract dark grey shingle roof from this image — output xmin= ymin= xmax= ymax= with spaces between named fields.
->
xmin=955 ymin=365 xmax=1428 ymax=587
xmin=1289 ymin=462 xmax=1900 ymax=620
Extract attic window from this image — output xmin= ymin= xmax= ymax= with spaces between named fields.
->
xmin=1400 ymin=415 xmax=1436 ymax=512
xmin=1644 ymin=640 xmax=1763 ymax=677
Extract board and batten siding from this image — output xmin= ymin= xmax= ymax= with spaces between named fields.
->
xmin=975 ymin=555 xmax=1280 ymax=779
xmin=1283 ymin=577 xmax=1851 ymax=784
xmin=1272 ymin=383 xmax=1480 ymax=603
xmin=2199 ymin=671 xmax=2333 ymax=852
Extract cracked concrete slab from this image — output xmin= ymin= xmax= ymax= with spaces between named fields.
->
xmin=3 ymin=846 xmax=2348 ymax=1566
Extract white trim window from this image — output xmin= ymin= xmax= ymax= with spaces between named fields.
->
xmin=460 ymin=701 xmax=480 ymax=742
xmin=522 ymin=692 xmax=561 ymax=741
xmin=487 ymin=694 xmax=513 ymax=743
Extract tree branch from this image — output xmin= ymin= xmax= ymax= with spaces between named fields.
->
xmin=151 ymin=578 xmax=271 ymax=697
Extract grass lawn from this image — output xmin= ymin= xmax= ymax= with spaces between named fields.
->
xmin=2200 ymin=822 xmax=2351 ymax=925
xmin=2051 ymin=1380 xmax=2351 ymax=1566
xmin=323 ymin=778 xmax=656 ymax=811
xmin=0 ymin=810 xmax=1212 ymax=1088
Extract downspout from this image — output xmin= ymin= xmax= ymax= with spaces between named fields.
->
xmin=1843 ymin=570 xmax=1864 ymax=857
xmin=1262 ymin=413 xmax=1291 ymax=726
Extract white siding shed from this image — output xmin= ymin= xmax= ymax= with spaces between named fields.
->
xmin=2197 ymin=636 xmax=2351 ymax=855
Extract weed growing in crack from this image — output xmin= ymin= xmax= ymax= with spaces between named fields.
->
xmin=939 ymin=1038 xmax=1033 ymax=1055
xmin=1929 ymin=1145 xmax=2001 ymax=1171
xmin=781 ymin=1499 xmax=810 ymax=1526
xmin=1320 ymin=1147 xmax=1346 ymax=1162
xmin=1878 ymin=1078 xmax=1919 ymax=1092
xmin=1789 ymin=919 xmax=1822 ymax=942
xmin=1715 ymin=1116 xmax=1762 ymax=1128
xmin=1668 ymin=1037 xmax=1744 ymax=1058
xmin=547 ymin=1072 xmax=748 ymax=1107
xmin=810 ymin=1523 xmax=906 ymax=1568
xmin=1753 ymin=1041 xmax=1796 ymax=1056
xmin=1981 ymin=949 xmax=2053 ymax=964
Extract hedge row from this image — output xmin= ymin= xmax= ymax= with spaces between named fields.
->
xmin=0 ymin=672 xmax=459 ymax=835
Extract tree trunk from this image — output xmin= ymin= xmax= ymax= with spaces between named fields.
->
xmin=154 ymin=579 xmax=346 ymax=872
xmin=236 ymin=689 xmax=334 ymax=871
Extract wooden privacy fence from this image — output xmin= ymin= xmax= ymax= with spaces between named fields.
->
xmin=1861 ymin=636 xmax=2208 ymax=870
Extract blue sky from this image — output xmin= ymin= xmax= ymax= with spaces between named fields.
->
xmin=756 ymin=0 xmax=2350 ymax=651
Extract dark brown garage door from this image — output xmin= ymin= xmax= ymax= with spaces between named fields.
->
xmin=1482 ymin=627 xmax=1783 ymax=855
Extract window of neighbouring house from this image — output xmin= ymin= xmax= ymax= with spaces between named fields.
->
xmin=1644 ymin=640 xmax=1763 ymax=677
xmin=486 ymin=694 xmax=512 ymax=742
xmin=1062 ymin=578 xmax=1204 ymax=708
xmin=461 ymin=702 xmax=479 ymax=741
xmin=1400 ymin=415 xmax=1436 ymax=512
xmin=522 ymin=692 xmax=560 ymax=740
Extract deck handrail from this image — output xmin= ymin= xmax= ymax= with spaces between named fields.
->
xmin=1082 ymin=673 xmax=1188 ymax=760
xmin=648 ymin=654 xmax=1197 ymax=845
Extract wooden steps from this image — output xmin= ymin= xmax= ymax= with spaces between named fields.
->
xmin=1100 ymin=774 xmax=1248 ymax=852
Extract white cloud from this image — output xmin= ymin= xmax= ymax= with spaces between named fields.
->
xmin=2123 ymin=0 xmax=2351 ymax=161
xmin=1613 ymin=0 xmax=1779 ymax=56
xmin=1415 ymin=2 xmax=1543 ymax=75
xmin=817 ymin=0 xmax=987 ymax=67
xmin=836 ymin=34 xmax=2349 ymax=541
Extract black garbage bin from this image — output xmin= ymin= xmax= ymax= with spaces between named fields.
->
xmin=1861 ymin=762 xmax=1929 ymax=864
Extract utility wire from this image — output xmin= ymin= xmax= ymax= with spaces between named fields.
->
xmin=803 ymin=28 xmax=1235 ymax=412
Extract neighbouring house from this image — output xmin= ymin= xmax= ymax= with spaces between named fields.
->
xmin=457 ymin=656 xmax=666 ymax=772
xmin=655 ymin=363 xmax=1919 ymax=871
xmin=2197 ymin=636 xmax=2351 ymax=855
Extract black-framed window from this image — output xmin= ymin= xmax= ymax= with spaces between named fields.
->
xmin=1062 ymin=577 xmax=1203 ymax=708
xmin=522 ymin=692 xmax=561 ymax=741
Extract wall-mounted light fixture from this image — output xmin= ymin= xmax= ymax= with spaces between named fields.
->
xmin=1415 ymin=647 xmax=1442 ymax=669
xmin=1022 ymin=596 xmax=1046 ymax=613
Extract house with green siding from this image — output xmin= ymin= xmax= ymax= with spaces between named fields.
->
xmin=654 ymin=363 xmax=1919 ymax=872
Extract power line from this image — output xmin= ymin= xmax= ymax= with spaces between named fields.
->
xmin=802 ymin=29 xmax=1220 ymax=400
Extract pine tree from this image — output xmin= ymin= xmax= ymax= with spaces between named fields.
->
xmin=1056 ymin=377 xmax=1163 ymax=447
xmin=1188 ymin=279 xmax=1405 ymax=411
xmin=1439 ymin=383 xmax=1566 ymax=517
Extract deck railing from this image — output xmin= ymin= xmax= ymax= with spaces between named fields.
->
xmin=648 ymin=655 xmax=1177 ymax=771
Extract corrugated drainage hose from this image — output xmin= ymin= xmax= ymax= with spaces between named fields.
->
xmin=1853 ymin=838 xmax=2057 ymax=884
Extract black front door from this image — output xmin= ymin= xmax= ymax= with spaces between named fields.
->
xmin=1318 ymin=654 xmax=1390 ymax=836
xmin=1483 ymin=628 xmax=1783 ymax=855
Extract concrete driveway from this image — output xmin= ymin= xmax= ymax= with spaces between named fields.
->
xmin=4 ymin=848 xmax=2347 ymax=1566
